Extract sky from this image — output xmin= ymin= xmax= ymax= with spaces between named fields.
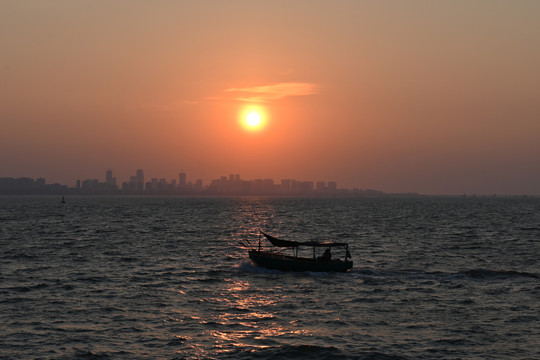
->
xmin=1 ymin=1 xmax=539 ymax=195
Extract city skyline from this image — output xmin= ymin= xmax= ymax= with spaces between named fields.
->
xmin=2 ymin=168 xmax=341 ymax=191
xmin=88 ymin=169 xmax=341 ymax=191
xmin=2 ymin=2 xmax=540 ymax=195
xmin=1 ymin=168 xmax=396 ymax=196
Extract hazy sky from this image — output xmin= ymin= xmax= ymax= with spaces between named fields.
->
xmin=1 ymin=1 xmax=539 ymax=195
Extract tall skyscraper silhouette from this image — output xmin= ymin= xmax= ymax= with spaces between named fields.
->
xmin=179 ymin=173 xmax=186 ymax=187
xmin=105 ymin=169 xmax=114 ymax=185
xmin=136 ymin=169 xmax=144 ymax=191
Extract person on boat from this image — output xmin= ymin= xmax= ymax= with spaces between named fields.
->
xmin=318 ymin=248 xmax=331 ymax=261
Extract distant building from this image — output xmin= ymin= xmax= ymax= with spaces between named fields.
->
xmin=129 ymin=176 xmax=137 ymax=191
xmin=82 ymin=179 xmax=99 ymax=191
xmin=136 ymin=169 xmax=144 ymax=191
xmin=0 ymin=177 xmax=68 ymax=195
xmin=303 ymin=181 xmax=314 ymax=193
xmin=150 ymin=178 xmax=159 ymax=191
xmin=290 ymin=179 xmax=298 ymax=193
xmin=328 ymin=181 xmax=337 ymax=191
xmin=106 ymin=169 xmax=113 ymax=185
xmin=281 ymin=179 xmax=291 ymax=194
xmin=179 ymin=172 xmax=186 ymax=187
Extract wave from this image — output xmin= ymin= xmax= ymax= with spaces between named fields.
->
xmin=460 ymin=269 xmax=539 ymax=279
xmin=351 ymin=268 xmax=539 ymax=281
xmin=2 ymin=251 xmax=37 ymax=260
xmin=68 ymin=349 xmax=123 ymax=360
xmin=219 ymin=344 xmax=409 ymax=360
xmin=2 ymin=283 xmax=49 ymax=293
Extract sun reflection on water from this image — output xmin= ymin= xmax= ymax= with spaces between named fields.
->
xmin=197 ymin=278 xmax=311 ymax=355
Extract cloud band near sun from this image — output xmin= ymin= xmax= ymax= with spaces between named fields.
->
xmin=225 ymin=82 xmax=320 ymax=102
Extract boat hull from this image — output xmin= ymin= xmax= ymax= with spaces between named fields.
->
xmin=249 ymin=250 xmax=353 ymax=273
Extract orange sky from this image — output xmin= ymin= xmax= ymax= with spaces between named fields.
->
xmin=1 ymin=1 xmax=540 ymax=195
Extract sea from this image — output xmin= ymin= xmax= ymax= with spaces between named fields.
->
xmin=1 ymin=196 xmax=539 ymax=360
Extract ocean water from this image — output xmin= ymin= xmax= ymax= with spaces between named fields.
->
xmin=1 ymin=196 xmax=539 ymax=360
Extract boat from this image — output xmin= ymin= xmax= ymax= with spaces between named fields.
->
xmin=246 ymin=231 xmax=353 ymax=272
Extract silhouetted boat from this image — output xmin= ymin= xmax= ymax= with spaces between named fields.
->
xmin=246 ymin=231 xmax=353 ymax=272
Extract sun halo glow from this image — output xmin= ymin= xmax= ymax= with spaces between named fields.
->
xmin=240 ymin=107 xmax=266 ymax=132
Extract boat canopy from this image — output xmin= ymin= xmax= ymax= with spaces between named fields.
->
xmin=262 ymin=232 xmax=302 ymax=247
xmin=261 ymin=232 xmax=349 ymax=248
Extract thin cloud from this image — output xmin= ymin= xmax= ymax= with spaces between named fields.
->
xmin=225 ymin=82 xmax=320 ymax=102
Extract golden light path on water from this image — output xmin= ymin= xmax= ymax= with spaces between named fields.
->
xmin=172 ymin=272 xmax=312 ymax=358
xmin=208 ymin=279 xmax=309 ymax=356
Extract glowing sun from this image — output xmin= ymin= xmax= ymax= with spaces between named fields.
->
xmin=246 ymin=112 xmax=261 ymax=127
xmin=240 ymin=106 xmax=266 ymax=132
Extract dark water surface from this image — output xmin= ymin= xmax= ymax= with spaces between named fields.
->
xmin=1 ymin=196 xmax=539 ymax=359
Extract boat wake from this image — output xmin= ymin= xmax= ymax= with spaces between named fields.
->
xmin=236 ymin=260 xmax=283 ymax=274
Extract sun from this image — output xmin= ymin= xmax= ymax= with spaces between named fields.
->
xmin=246 ymin=112 xmax=261 ymax=127
xmin=240 ymin=106 xmax=266 ymax=132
